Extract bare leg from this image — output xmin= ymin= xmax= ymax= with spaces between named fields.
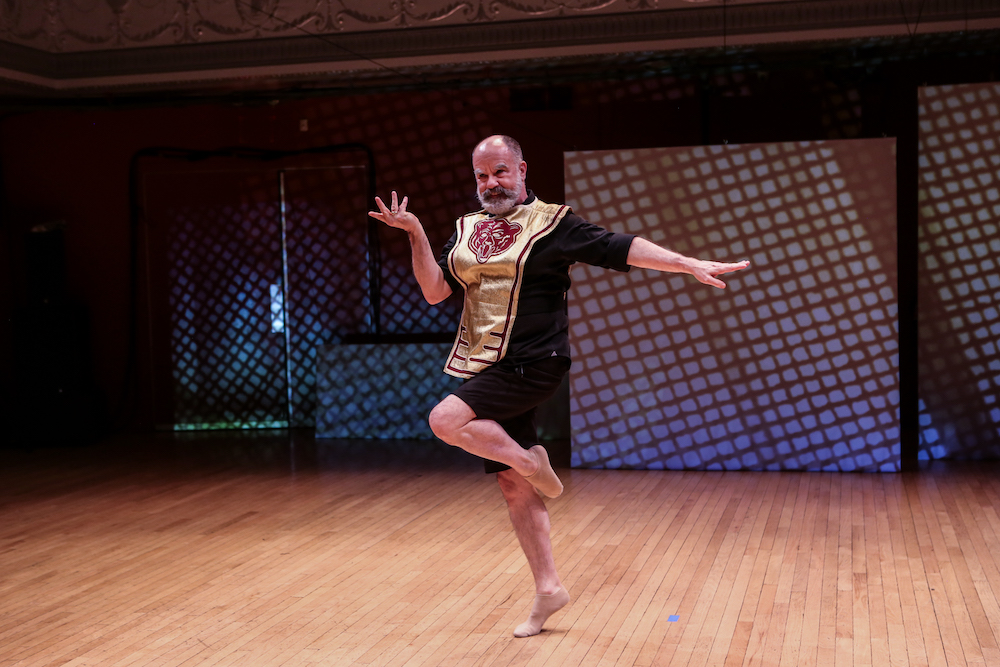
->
xmin=430 ymin=396 xmax=562 ymax=498
xmin=429 ymin=395 xmax=535 ymax=473
xmin=497 ymin=470 xmax=570 ymax=637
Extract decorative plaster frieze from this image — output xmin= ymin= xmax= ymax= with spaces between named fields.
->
xmin=1 ymin=0 xmax=994 ymax=53
xmin=0 ymin=0 xmax=997 ymax=94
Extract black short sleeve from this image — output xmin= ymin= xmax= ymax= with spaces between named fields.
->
xmin=551 ymin=212 xmax=635 ymax=271
xmin=437 ymin=230 xmax=463 ymax=293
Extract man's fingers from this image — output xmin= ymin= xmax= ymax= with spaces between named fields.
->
xmin=370 ymin=197 xmax=399 ymax=225
xmin=698 ymin=260 xmax=750 ymax=282
xmin=368 ymin=190 xmax=419 ymax=230
xmin=370 ymin=193 xmax=415 ymax=229
xmin=695 ymin=259 xmax=750 ymax=288
xmin=713 ymin=260 xmax=751 ymax=275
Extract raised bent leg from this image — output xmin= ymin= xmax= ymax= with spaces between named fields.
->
xmin=497 ymin=470 xmax=570 ymax=637
xmin=430 ymin=396 xmax=562 ymax=498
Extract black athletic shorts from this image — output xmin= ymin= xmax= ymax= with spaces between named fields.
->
xmin=450 ymin=355 xmax=571 ymax=473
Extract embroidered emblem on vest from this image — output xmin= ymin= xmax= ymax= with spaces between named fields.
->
xmin=468 ymin=218 xmax=522 ymax=264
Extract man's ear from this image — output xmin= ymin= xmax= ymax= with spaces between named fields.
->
xmin=520 ymin=161 xmax=528 ymax=181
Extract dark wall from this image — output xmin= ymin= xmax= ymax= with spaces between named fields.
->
xmin=0 ymin=40 xmax=997 ymax=439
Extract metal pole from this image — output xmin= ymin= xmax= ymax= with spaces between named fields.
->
xmin=278 ymin=170 xmax=295 ymax=425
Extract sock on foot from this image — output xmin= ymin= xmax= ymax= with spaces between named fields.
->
xmin=523 ymin=445 xmax=563 ymax=498
xmin=513 ymin=587 xmax=570 ymax=637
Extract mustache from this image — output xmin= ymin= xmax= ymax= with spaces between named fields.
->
xmin=477 ymin=172 xmax=523 ymax=214
xmin=482 ymin=185 xmax=516 ymax=199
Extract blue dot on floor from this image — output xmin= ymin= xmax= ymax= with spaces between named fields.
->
xmin=668 ymin=615 xmax=680 ymax=622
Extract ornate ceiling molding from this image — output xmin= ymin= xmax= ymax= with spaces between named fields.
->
xmin=4 ymin=1 xmax=794 ymax=53
xmin=0 ymin=0 xmax=997 ymax=96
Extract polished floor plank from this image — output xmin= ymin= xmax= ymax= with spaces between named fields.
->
xmin=1 ymin=433 xmax=999 ymax=667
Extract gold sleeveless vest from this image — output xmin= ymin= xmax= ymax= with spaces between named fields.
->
xmin=443 ymin=198 xmax=570 ymax=378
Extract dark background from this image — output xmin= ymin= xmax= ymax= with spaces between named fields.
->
xmin=1 ymin=32 xmax=998 ymax=464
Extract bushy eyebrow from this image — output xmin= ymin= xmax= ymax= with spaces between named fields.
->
xmin=474 ymin=162 xmax=510 ymax=177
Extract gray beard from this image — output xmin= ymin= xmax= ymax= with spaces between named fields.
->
xmin=477 ymin=175 xmax=523 ymax=215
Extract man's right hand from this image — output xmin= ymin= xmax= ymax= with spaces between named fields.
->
xmin=369 ymin=191 xmax=419 ymax=233
xmin=368 ymin=190 xmax=453 ymax=304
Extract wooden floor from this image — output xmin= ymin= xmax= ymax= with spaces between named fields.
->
xmin=1 ymin=433 xmax=999 ymax=667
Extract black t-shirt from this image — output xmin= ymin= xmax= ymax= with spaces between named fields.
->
xmin=437 ymin=192 xmax=635 ymax=366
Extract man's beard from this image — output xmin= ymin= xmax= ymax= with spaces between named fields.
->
xmin=477 ymin=173 xmax=523 ymax=215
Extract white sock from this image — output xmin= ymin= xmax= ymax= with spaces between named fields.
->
xmin=513 ymin=587 xmax=570 ymax=637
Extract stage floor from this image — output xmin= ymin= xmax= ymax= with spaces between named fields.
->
xmin=1 ymin=432 xmax=998 ymax=666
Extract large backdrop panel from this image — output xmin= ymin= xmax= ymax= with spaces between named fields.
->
xmin=917 ymin=82 xmax=1000 ymax=460
xmin=565 ymin=140 xmax=900 ymax=471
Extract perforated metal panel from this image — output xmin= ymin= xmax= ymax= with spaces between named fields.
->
xmin=565 ymin=140 xmax=900 ymax=471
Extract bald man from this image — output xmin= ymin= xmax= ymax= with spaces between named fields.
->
xmin=370 ymin=135 xmax=749 ymax=637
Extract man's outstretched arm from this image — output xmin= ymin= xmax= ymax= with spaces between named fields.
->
xmin=369 ymin=191 xmax=454 ymax=305
xmin=626 ymin=237 xmax=750 ymax=289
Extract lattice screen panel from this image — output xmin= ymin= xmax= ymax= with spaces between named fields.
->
xmin=565 ymin=140 xmax=899 ymax=471
xmin=917 ymin=83 xmax=1000 ymax=459
xmin=381 ymin=224 xmax=463 ymax=333
xmin=147 ymin=162 xmax=374 ymax=430
xmin=284 ymin=166 xmax=371 ymax=427
xmin=165 ymin=189 xmax=289 ymax=429
xmin=316 ymin=343 xmax=461 ymax=439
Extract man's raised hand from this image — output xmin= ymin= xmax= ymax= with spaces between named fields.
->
xmin=689 ymin=259 xmax=751 ymax=289
xmin=369 ymin=191 xmax=419 ymax=232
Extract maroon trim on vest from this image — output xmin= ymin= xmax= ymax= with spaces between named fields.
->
xmin=467 ymin=205 xmax=567 ymax=366
xmin=446 ymin=327 xmax=474 ymax=376
xmin=447 ymin=215 xmax=471 ymax=291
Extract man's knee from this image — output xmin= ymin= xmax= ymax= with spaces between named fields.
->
xmin=428 ymin=395 xmax=474 ymax=442
xmin=497 ymin=469 xmax=536 ymax=505
xmin=428 ymin=403 xmax=453 ymax=441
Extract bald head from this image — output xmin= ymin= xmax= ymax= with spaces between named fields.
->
xmin=474 ymin=135 xmax=523 ymax=165
xmin=472 ymin=135 xmax=528 ymax=215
